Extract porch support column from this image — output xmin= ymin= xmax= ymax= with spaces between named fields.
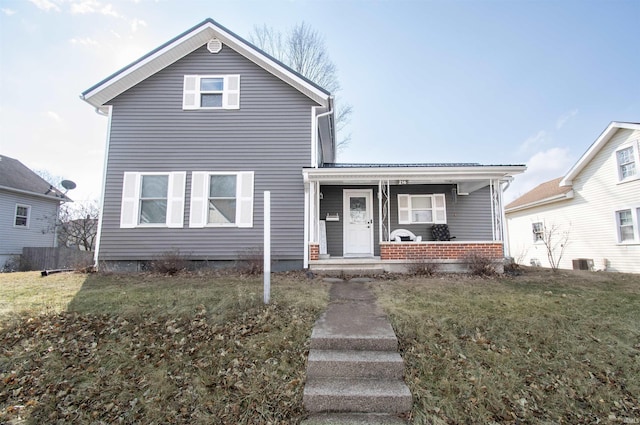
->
xmin=490 ymin=179 xmax=504 ymax=243
xmin=309 ymin=182 xmax=317 ymax=243
xmin=303 ymin=181 xmax=310 ymax=268
xmin=378 ymin=180 xmax=383 ymax=243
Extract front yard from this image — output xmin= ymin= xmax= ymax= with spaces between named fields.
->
xmin=1 ymin=268 xmax=638 ymax=424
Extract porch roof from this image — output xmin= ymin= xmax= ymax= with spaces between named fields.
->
xmin=303 ymin=162 xmax=526 ymax=184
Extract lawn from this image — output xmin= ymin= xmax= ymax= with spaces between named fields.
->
xmin=376 ymin=268 xmax=640 ymax=424
xmin=1 ymin=268 xmax=639 ymax=424
xmin=0 ymin=271 xmax=330 ymax=424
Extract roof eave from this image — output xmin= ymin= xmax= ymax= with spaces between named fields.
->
xmin=505 ymin=190 xmax=574 ymax=213
xmin=0 ymin=185 xmax=71 ymax=202
xmin=81 ymin=18 xmax=330 ymax=110
xmin=560 ymin=121 xmax=640 ymax=186
xmin=303 ymin=165 xmax=527 ymax=183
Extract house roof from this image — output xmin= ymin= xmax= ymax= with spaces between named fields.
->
xmin=304 ymin=163 xmax=527 ymax=188
xmin=0 ymin=155 xmax=70 ymax=202
xmin=80 ymin=18 xmax=331 ymax=112
xmin=560 ymin=121 xmax=640 ymax=186
xmin=505 ymin=176 xmax=573 ymax=212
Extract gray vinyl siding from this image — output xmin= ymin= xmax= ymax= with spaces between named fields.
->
xmin=0 ymin=190 xmax=58 ymax=256
xmin=389 ymin=185 xmax=492 ymax=241
xmin=319 ymin=184 xmax=493 ymax=256
xmin=99 ymin=45 xmax=318 ymax=262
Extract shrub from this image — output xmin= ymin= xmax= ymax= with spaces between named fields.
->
xmin=1 ymin=255 xmax=32 ymax=272
xmin=407 ymin=260 xmax=438 ymax=276
xmin=236 ymin=247 xmax=264 ymax=275
xmin=465 ymin=251 xmax=496 ymax=276
xmin=149 ymin=249 xmax=189 ymax=276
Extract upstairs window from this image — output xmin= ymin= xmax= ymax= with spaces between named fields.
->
xmin=14 ymin=204 xmax=30 ymax=227
xmin=615 ymin=141 xmax=639 ymax=182
xmin=398 ymin=194 xmax=446 ymax=224
xmin=182 ymin=75 xmax=240 ymax=110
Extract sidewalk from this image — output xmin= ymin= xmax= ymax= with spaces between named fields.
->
xmin=302 ymin=279 xmax=412 ymax=425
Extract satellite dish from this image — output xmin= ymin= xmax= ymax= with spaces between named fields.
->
xmin=61 ymin=180 xmax=77 ymax=192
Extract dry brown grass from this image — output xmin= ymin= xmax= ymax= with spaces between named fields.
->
xmin=0 ymin=270 xmax=329 ymax=424
xmin=376 ymin=267 xmax=640 ymax=424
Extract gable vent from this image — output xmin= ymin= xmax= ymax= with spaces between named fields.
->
xmin=207 ymin=38 xmax=223 ymax=54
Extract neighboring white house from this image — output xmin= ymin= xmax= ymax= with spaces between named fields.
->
xmin=506 ymin=121 xmax=640 ymax=273
xmin=0 ymin=155 xmax=69 ymax=270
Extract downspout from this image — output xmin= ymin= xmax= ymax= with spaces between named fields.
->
xmin=313 ymin=96 xmax=334 ymax=167
xmin=501 ymin=177 xmax=514 ymax=257
xmin=92 ymin=105 xmax=112 ymax=269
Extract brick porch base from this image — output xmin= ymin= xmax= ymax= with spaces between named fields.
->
xmin=380 ymin=241 xmax=503 ymax=260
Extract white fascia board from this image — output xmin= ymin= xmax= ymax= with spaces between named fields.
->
xmin=0 ymin=185 xmax=69 ymax=203
xmin=303 ymin=165 xmax=527 ymax=183
xmin=505 ymin=190 xmax=574 ymax=214
xmin=81 ymin=21 xmax=330 ymax=111
xmin=560 ymin=122 xmax=640 ymax=186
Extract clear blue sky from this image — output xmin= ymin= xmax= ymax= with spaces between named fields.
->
xmin=1 ymin=0 xmax=639 ymax=203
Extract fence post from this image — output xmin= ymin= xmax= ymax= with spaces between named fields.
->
xmin=264 ymin=191 xmax=271 ymax=304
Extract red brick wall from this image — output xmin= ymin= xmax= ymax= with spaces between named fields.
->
xmin=309 ymin=244 xmax=319 ymax=261
xmin=379 ymin=242 xmax=503 ymax=260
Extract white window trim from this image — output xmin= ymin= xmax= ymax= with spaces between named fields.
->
xmin=614 ymin=139 xmax=640 ymax=184
xmin=14 ymin=204 xmax=31 ymax=228
xmin=614 ymin=206 xmax=640 ymax=244
xmin=532 ymin=221 xmax=545 ymax=243
xmin=189 ymin=171 xmax=254 ymax=228
xmin=397 ymin=193 xmax=447 ymax=225
xmin=182 ymin=75 xmax=240 ymax=110
xmin=120 ymin=172 xmax=186 ymax=229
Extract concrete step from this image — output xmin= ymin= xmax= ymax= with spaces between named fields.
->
xmin=304 ymin=378 xmax=412 ymax=414
xmin=307 ymin=350 xmax=405 ymax=380
xmin=301 ymin=413 xmax=407 ymax=425
xmin=310 ymin=302 xmax=399 ymax=352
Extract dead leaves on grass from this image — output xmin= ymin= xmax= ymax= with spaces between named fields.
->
xmin=1 ymin=304 xmax=315 ymax=424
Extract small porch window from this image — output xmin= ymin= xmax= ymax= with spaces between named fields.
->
xmin=398 ymin=194 xmax=446 ymax=224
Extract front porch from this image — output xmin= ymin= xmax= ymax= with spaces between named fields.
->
xmin=302 ymin=163 xmax=526 ymax=273
xmin=308 ymin=241 xmax=505 ymax=274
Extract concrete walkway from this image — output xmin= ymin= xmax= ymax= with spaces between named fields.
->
xmin=302 ymin=279 xmax=412 ymax=425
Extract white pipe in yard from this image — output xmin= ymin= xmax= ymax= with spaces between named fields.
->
xmin=264 ymin=191 xmax=271 ymax=304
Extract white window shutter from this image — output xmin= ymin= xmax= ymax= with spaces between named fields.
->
xmin=236 ymin=171 xmax=254 ymax=228
xmin=434 ymin=194 xmax=447 ymax=223
xmin=183 ymin=75 xmax=199 ymax=110
xmin=189 ymin=172 xmax=208 ymax=228
xmin=224 ymin=75 xmax=240 ymax=109
xmin=398 ymin=194 xmax=410 ymax=224
xmin=166 ymin=172 xmax=186 ymax=228
xmin=120 ymin=172 xmax=140 ymax=228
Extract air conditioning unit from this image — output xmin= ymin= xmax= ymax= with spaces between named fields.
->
xmin=572 ymin=259 xmax=593 ymax=271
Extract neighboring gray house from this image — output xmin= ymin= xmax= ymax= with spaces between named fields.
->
xmin=0 ymin=155 xmax=69 ymax=269
xmin=82 ymin=18 xmax=525 ymax=272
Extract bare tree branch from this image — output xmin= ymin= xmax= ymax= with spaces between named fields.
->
xmin=57 ymin=201 xmax=100 ymax=251
xmin=249 ymin=22 xmax=352 ymax=152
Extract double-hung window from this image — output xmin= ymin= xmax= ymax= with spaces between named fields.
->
xmin=189 ymin=172 xmax=254 ymax=228
xmin=120 ymin=172 xmax=186 ymax=228
xmin=398 ymin=194 xmax=446 ymax=224
xmin=14 ymin=204 xmax=30 ymax=227
xmin=615 ymin=140 xmax=639 ymax=182
xmin=182 ymin=75 xmax=240 ymax=110
xmin=532 ymin=222 xmax=544 ymax=242
xmin=615 ymin=208 xmax=639 ymax=243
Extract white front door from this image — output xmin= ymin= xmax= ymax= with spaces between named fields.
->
xmin=343 ymin=189 xmax=374 ymax=257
